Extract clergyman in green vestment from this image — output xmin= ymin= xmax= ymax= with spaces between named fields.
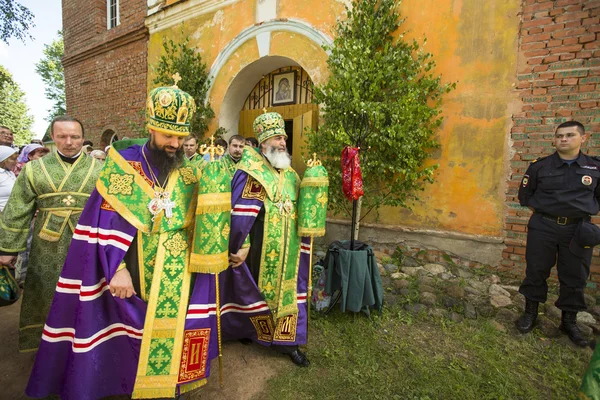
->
xmin=219 ymin=134 xmax=245 ymax=179
xmin=0 ymin=116 xmax=102 ymax=352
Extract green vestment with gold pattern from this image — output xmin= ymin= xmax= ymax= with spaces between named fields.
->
xmin=237 ymin=147 xmax=302 ymax=320
xmin=0 ymin=152 xmax=102 ymax=351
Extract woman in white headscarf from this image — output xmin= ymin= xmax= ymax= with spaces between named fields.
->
xmin=0 ymin=145 xmax=18 ymax=212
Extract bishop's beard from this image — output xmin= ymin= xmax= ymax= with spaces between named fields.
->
xmin=264 ymin=146 xmax=292 ymax=170
xmin=147 ymin=141 xmax=184 ymax=178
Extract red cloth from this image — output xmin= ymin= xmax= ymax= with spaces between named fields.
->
xmin=341 ymin=146 xmax=364 ymax=201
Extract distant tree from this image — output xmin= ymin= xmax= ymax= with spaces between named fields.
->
xmin=0 ymin=0 xmax=34 ymax=44
xmin=35 ymin=31 xmax=65 ymax=122
xmin=0 ymin=65 xmax=33 ymax=145
xmin=152 ymin=34 xmax=215 ymax=135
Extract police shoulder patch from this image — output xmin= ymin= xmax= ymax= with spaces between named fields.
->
xmin=242 ymin=175 xmax=266 ymax=201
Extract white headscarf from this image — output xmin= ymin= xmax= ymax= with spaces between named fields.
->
xmin=0 ymin=145 xmax=18 ymax=163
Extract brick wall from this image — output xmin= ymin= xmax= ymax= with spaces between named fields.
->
xmin=504 ymin=0 xmax=600 ymax=284
xmin=62 ymin=0 xmax=148 ymax=147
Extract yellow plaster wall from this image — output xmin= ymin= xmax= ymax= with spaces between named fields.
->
xmin=373 ymin=0 xmax=520 ymax=236
xmin=147 ymin=0 xmax=520 ymax=238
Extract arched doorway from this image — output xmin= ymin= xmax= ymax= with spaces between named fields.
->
xmin=100 ymin=129 xmax=118 ymax=149
xmin=237 ymin=65 xmax=318 ymax=175
xmin=219 ymin=56 xmax=318 ymax=175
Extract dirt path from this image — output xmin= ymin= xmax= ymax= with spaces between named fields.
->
xmin=0 ymin=298 xmax=289 ymax=400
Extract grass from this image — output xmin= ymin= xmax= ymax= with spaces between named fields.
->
xmin=261 ymin=305 xmax=591 ymax=400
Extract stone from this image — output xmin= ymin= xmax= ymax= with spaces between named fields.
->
xmin=442 ymin=296 xmax=460 ymax=309
xmin=490 ymin=295 xmax=512 ymax=308
xmin=489 ymin=284 xmax=511 ymax=298
xmin=449 ymin=312 xmax=464 ymax=323
xmin=423 ymin=263 xmax=446 ymax=275
xmin=578 ymin=312 xmax=597 ymax=326
xmin=316 ymin=251 xmax=326 ymax=259
xmin=464 ymin=302 xmax=477 ymax=319
xmin=440 ymin=273 xmax=454 ymax=281
xmin=578 ymin=323 xmax=594 ymax=338
xmin=483 ymin=274 xmax=501 ymax=285
xmin=478 ymin=305 xmax=495 ymax=318
xmin=404 ymin=303 xmax=427 ymax=314
xmin=417 ymin=269 xmax=430 ymax=277
xmin=420 ymin=292 xmax=437 ymax=306
xmin=499 ymin=285 xmax=520 ymax=293
xmin=538 ymin=316 xmax=560 ymax=338
xmin=418 ymin=285 xmax=436 ymax=294
xmin=545 ymin=304 xmax=562 ymax=320
xmin=591 ymin=305 xmax=600 ymax=317
xmin=390 ymin=272 xmax=408 ymax=280
xmin=468 ymin=280 xmax=489 ymax=293
xmin=429 ymin=308 xmax=447 ymax=318
xmin=378 ymin=264 xmax=386 ymax=276
xmin=496 ymin=308 xmax=518 ymax=323
xmin=399 ymin=289 xmax=410 ymax=296
xmin=394 ymin=280 xmax=410 ymax=290
xmin=401 ymin=266 xmax=422 ymax=277
xmin=417 ymin=276 xmax=436 ymax=286
xmin=457 ymin=269 xmax=473 ymax=279
xmin=402 ymin=256 xmax=420 ymax=268
xmin=585 ymin=294 xmax=597 ymax=307
xmin=464 ymin=287 xmax=482 ymax=296
xmin=446 ymin=285 xmax=465 ymax=299
xmin=490 ymin=320 xmax=506 ymax=332
xmin=512 ymin=293 xmax=526 ymax=310
xmin=384 ymin=263 xmax=399 ymax=273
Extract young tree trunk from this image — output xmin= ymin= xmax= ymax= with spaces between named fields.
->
xmin=353 ymin=196 xmax=362 ymax=241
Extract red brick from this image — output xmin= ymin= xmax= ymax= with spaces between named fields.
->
xmin=581 ymin=101 xmax=598 ymax=108
xmin=563 ymin=37 xmax=579 ymax=45
xmin=555 ymin=11 xmax=592 ymax=23
xmin=525 ymin=49 xmax=550 ymax=57
xmin=566 ymin=4 xmax=584 ymax=12
xmin=523 ymin=33 xmax=553 ymax=44
xmin=522 ymin=17 xmax=554 ymax=29
xmin=583 ymin=17 xmax=600 ymax=25
xmin=552 ymin=27 xmax=587 ymax=38
xmin=556 ymin=0 xmax=584 ymax=6
xmin=533 ymin=65 xmax=549 ymax=72
xmin=547 ymin=39 xmax=563 ymax=47
xmin=544 ymin=23 xmax=565 ymax=32
xmin=585 ymin=41 xmax=600 ymax=49
xmin=550 ymin=8 xmax=565 ymax=17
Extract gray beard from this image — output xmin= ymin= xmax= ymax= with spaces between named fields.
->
xmin=265 ymin=146 xmax=291 ymax=169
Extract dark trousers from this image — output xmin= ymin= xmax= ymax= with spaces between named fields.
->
xmin=519 ymin=213 xmax=592 ymax=312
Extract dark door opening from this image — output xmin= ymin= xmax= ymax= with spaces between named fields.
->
xmin=285 ymin=120 xmax=294 ymax=156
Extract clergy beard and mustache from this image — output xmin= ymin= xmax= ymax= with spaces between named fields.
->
xmin=264 ymin=145 xmax=292 ymax=169
xmin=147 ymin=141 xmax=184 ymax=177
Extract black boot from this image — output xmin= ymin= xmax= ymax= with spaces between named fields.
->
xmin=559 ymin=311 xmax=588 ymax=348
xmin=515 ymin=298 xmax=539 ymax=333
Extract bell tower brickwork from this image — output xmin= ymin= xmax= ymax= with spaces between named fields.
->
xmin=61 ymin=0 xmax=148 ymax=148
xmin=503 ymin=0 xmax=600 ymax=284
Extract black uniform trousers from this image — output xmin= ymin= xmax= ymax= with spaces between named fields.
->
xmin=519 ymin=213 xmax=593 ymax=312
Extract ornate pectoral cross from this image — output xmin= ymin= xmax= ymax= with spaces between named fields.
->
xmin=162 ymin=195 xmax=175 ymax=223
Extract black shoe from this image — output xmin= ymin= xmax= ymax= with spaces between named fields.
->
xmin=559 ymin=311 xmax=588 ymax=348
xmin=289 ymin=349 xmax=310 ymax=367
xmin=238 ymin=338 xmax=252 ymax=345
xmin=515 ymin=298 xmax=539 ymax=334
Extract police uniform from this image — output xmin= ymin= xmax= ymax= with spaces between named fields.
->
xmin=518 ymin=151 xmax=600 ymax=312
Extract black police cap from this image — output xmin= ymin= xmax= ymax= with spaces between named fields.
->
xmin=569 ymin=221 xmax=600 ymax=257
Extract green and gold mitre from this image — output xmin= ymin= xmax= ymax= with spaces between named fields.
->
xmin=253 ymin=111 xmax=287 ymax=144
xmin=146 ymin=73 xmax=196 ymax=137
xmin=189 ymin=137 xmax=231 ymax=274
xmin=298 ymin=154 xmax=329 ymax=237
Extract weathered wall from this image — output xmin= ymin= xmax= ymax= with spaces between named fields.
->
xmin=145 ymin=0 xmax=521 ymax=265
xmin=62 ymin=0 xmax=148 ymax=147
xmin=503 ymin=0 xmax=600 ymax=282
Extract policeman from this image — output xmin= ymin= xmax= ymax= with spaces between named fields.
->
xmin=516 ymin=121 xmax=600 ymax=347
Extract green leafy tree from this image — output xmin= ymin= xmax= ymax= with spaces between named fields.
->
xmin=308 ymin=0 xmax=454 ymax=236
xmin=152 ymin=35 xmax=215 ymax=135
xmin=0 ymin=65 xmax=33 ymax=145
xmin=35 ymin=31 xmax=65 ymax=122
xmin=0 ymin=0 xmax=34 ymax=44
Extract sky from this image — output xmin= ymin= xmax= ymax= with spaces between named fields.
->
xmin=1 ymin=0 xmax=62 ymax=139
